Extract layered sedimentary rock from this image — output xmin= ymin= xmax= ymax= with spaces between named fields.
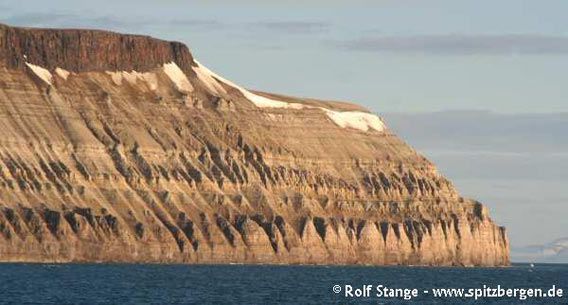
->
xmin=0 ymin=24 xmax=509 ymax=266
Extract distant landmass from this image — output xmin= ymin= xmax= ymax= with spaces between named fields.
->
xmin=512 ymin=238 xmax=568 ymax=263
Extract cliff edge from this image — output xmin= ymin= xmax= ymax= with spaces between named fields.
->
xmin=0 ymin=24 xmax=509 ymax=266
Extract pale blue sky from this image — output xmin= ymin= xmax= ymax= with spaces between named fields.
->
xmin=1 ymin=0 xmax=567 ymax=260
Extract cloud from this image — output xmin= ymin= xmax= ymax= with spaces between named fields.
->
xmin=385 ymin=111 xmax=568 ymax=153
xmin=338 ymin=34 xmax=568 ymax=55
xmin=1 ymin=13 xmax=143 ymax=29
xmin=248 ymin=21 xmax=330 ymax=34
xmin=1 ymin=13 xmax=233 ymax=36
xmin=2 ymin=12 xmax=71 ymax=26
xmin=167 ymin=19 xmax=223 ymax=28
xmin=2 ymin=12 xmax=329 ymax=37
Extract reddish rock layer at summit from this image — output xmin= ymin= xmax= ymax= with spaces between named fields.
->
xmin=0 ymin=24 xmax=509 ymax=266
xmin=0 ymin=24 xmax=194 ymax=73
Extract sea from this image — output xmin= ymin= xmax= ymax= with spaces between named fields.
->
xmin=0 ymin=263 xmax=565 ymax=305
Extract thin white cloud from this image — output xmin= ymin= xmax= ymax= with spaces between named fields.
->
xmin=1 ymin=13 xmax=144 ymax=29
xmin=248 ymin=21 xmax=330 ymax=34
xmin=339 ymin=34 xmax=568 ymax=55
xmin=2 ymin=13 xmax=330 ymax=36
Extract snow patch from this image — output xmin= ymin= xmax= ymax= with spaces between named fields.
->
xmin=55 ymin=68 xmax=70 ymax=80
xmin=243 ymin=91 xmax=304 ymax=109
xmin=322 ymin=109 xmax=386 ymax=132
xmin=25 ymin=62 xmax=52 ymax=85
xmin=192 ymin=62 xmax=227 ymax=95
xmin=140 ymin=73 xmax=159 ymax=91
xmin=163 ymin=62 xmax=193 ymax=93
xmin=192 ymin=59 xmax=386 ymax=132
xmin=193 ymin=60 xmax=304 ymax=109
xmin=105 ymin=71 xmax=158 ymax=90
xmin=121 ymin=71 xmax=139 ymax=84
xmin=106 ymin=71 xmax=123 ymax=85
xmin=192 ymin=60 xmax=239 ymax=90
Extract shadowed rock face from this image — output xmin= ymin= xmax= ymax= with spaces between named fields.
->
xmin=0 ymin=24 xmax=509 ymax=266
xmin=0 ymin=23 xmax=194 ymax=73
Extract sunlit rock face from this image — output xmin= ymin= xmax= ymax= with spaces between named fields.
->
xmin=0 ymin=24 xmax=509 ymax=266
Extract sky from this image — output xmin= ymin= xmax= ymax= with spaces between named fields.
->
xmin=1 ymin=0 xmax=567 ymax=260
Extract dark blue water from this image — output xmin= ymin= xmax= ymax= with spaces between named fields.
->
xmin=0 ymin=263 xmax=565 ymax=305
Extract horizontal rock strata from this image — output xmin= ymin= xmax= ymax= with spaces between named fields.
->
xmin=0 ymin=24 xmax=509 ymax=266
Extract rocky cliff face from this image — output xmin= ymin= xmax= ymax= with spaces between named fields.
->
xmin=0 ymin=24 xmax=194 ymax=73
xmin=0 ymin=24 xmax=509 ymax=266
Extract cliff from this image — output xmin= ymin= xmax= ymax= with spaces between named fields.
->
xmin=0 ymin=24 xmax=194 ymax=73
xmin=0 ymin=24 xmax=509 ymax=266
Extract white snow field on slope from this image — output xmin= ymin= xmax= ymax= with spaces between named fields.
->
xmin=191 ymin=60 xmax=385 ymax=131
xmin=23 ymin=60 xmax=385 ymax=132
xmin=193 ymin=60 xmax=301 ymax=109
xmin=192 ymin=62 xmax=227 ymax=95
xmin=55 ymin=68 xmax=70 ymax=80
xmin=163 ymin=62 xmax=194 ymax=93
xmin=322 ymin=109 xmax=386 ymax=132
xmin=26 ymin=62 xmax=53 ymax=85
xmin=105 ymin=70 xmax=159 ymax=90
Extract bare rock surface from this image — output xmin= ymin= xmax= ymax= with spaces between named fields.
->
xmin=0 ymin=24 xmax=509 ymax=266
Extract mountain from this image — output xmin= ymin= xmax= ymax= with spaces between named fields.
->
xmin=0 ymin=24 xmax=508 ymax=265
xmin=513 ymin=238 xmax=568 ymax=263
